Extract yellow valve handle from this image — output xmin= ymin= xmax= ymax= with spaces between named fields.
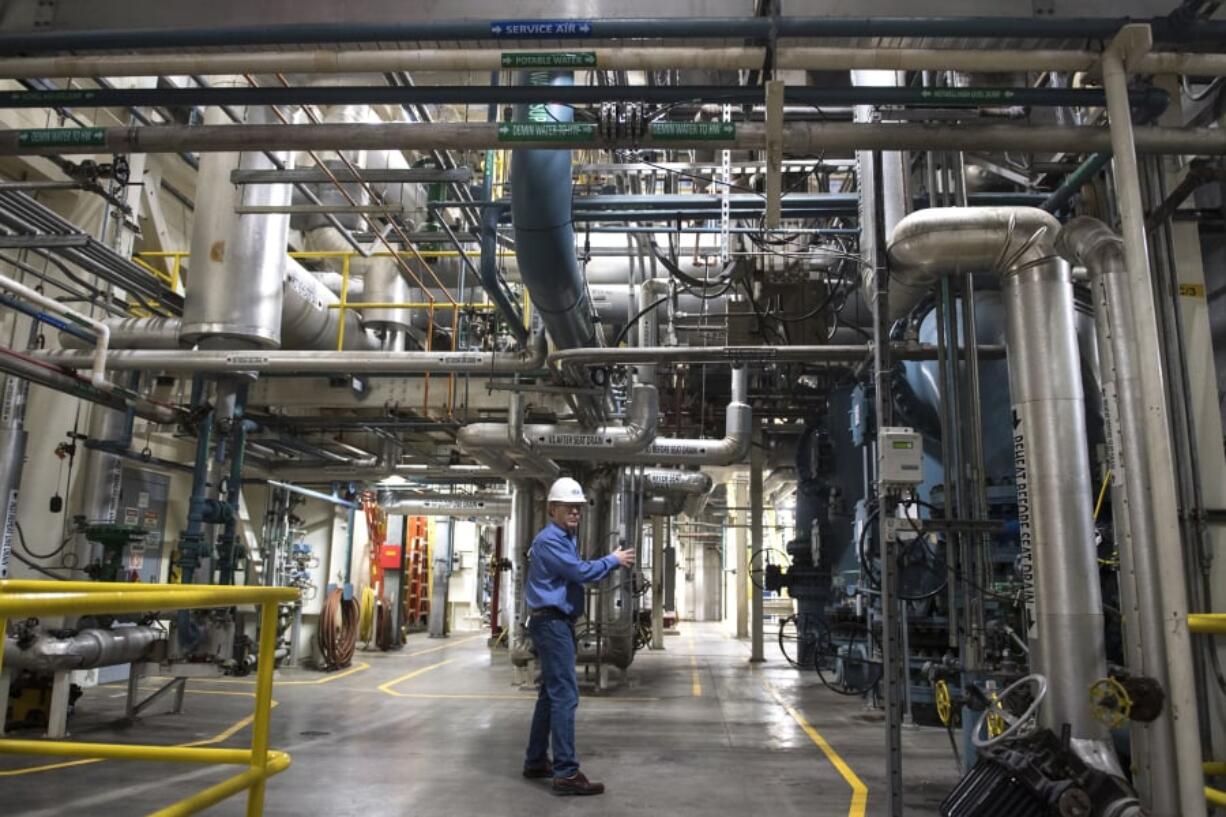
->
xmin=1088 ymin=676 xmax=1132 ymax=729
xmin=985 ymin=691 xmax=1006 ymax=738
xmin=935 ymin=680 xmax=953 ymax=726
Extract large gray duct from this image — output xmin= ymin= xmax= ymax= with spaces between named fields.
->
xmin=4 ymin=626 xmax=163 ymax=672
xmin=182 ymin=106 xmax=287 ymax=349
xmin=511 ymin=70 xmax=596 ymax=350
xmin=888 ymin=207 xmax=1108 ymax=746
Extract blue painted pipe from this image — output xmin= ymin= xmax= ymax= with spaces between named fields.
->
xmin=510 ymin=70 xmax=595 ymax=350
xmin=479 ymin=203 xmax=529 ymax=344
xmin=0 ymin=293 xmax=94 ymax=342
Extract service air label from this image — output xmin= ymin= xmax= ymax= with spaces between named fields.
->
xmin=490 ymin=20 xmax=594 ymax=38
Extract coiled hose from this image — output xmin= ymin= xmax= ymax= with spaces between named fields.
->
xmin=318 ymin=586 xmax=359 ymax=670
xmin=358 ymin=585 xmax=376 ymax=644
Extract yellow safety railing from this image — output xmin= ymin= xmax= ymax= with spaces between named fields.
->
xmin=0 ymin=580 xmax=298 ymax=817
xmin=1187 ymin=614 xmax=1226 ymax=806
xmin=132 ymin=251 xmax=187 ymax=293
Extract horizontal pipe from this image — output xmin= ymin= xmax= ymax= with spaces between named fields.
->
xmin=1188 ymin=614 xmax=1226 ymax=635
xmin=3 ymin=626 xmax=162 ymax=672
xmin=0 ymin=272 xmax=109 ymax=387
xmin=265 ymin=480 xmax=360 ymax=510
xmin=639 ymin=468 xmax=714 ymax=496
xmin=0 ymin=739 xmax=253 ymax=765
xmin=1 ymin=122 xmax=1222 ymax=156
xmin=4 ymin=46 xmax=1226 ymax=80
xmin=2 ymin=17 xmax=1223 ymax=54
xmin=378 ymin=493 xmax=512 ymax=516
xmin=34 ymin=334 xmax=546 ymax=374
xmin=0 ymin=346 xmax=184 ymax=424
xmin=0 ymin=84 xmax=1164 ymax=112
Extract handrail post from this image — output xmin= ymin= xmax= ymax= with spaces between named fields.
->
xmin=246 ymin=600 xmax=280 ymax=817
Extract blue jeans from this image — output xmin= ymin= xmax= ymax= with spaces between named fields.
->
xmin=524 ymin=616 xmax=579 ymax=778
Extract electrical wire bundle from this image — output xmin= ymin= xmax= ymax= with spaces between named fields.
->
xmin=318 ymin=586 xmax=359 ymax=670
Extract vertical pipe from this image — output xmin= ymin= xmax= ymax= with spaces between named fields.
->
xmin=651 ymin=513 xmax=664 ymax=650
xmin=0 ymin=338 xmax=30 ymax=579
xmin=1103 ymin=30 xmax=1203 ymax=815
xmin=750 ymin=429 xmax=765 ymax=663
xmin=1001 ymin=256 xmax=1107 ymax=740
xmin=734 ymin=478 xmax=748 ymax=639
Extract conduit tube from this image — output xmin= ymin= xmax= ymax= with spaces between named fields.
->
xmin=1057 ymin=217 xmax=1178 ymax=813
xmin=511 ymin=70 xmax=595 ymax=350
xmin=888 ymin=207 xmax=1108 ymax=745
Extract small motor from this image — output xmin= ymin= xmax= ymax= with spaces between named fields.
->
xmin=940 ymin=728 xmax=1142 ymax=817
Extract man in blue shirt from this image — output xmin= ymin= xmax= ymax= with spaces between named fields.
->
xmin=522 ymin=477 xmax=635 ymax=796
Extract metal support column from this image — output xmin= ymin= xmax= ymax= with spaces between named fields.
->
xmin=870 ymin=148 xmax=903 ymax=817
xmin=750 ymin=429 xmax=765 ymax=663
xmin=734 ymin=479 xmax=749 ymax=640
xmin=651 ymin=514 xmax=665 ymax=650
xmin=764 ymin=80 xmax=784 ymax=229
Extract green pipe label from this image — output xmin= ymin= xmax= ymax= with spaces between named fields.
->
xmin=17 ymin=127 xmax=106 ymax=148
xmin=497 ymin=122 xmax=596 ymax=142
xmin=2 ymin=89 xmax=99 ymax=105
xmin=649 ymin=122 xmax=736 ymax=141
xmin=919 ymin=88 xmax=1016 ymax=102
xmin=501 ymin=52 xmax=597 ymax=69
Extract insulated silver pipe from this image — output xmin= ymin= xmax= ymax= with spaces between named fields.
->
xmin=3 ymin=626 xmax=162 ymax=672
xmin=36 ymin=334 xmax=547 ymax=374
xmin=639 ymin=468 xmax=713 ymax=496
xmin=2 ymin=47 xmax=1223 ymax=79
xmin=599 ymin=366 xmax=751 ymax=467
xmin=59 ymin=317 xmax=182 ymax=350
xmin=1103 ymin=27 xmax=1202 ymax=815
xmin=377 ymin=496 xmax=511 ymax=517
xmin=888 ymin=206 xmax=1107 ymax=743
xmin=1057 ymin=216 xmax=1178 ymax=811
xmin=2 ymin=122 xmax=1222 ymax=156
xmin=0 ymin=370 xmax=29 ymax=579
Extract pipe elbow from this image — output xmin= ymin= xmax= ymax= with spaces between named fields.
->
xmin=1056 ymin=216 xmax=1125 ymax=268
xmin=622 ymin=383 xmax=660 ymax=449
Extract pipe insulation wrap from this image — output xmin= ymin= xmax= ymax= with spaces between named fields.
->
xmin=3 ymin=626 xmax=163 ymax=672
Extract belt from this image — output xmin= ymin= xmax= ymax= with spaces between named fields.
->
xmin=529 ymin=606 xmax=572 ymax=622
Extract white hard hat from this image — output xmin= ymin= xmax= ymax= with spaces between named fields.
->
xmin=547 ymin=477 xmax=587 ymax=504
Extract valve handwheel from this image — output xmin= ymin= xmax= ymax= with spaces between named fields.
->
xmin=935 ymin=679 xmax=953 ymax=727
xmin=971 ymin=673 xmax=1048 ymax=749
xmin=1088 ymin=676 xmax=1133 ymax=729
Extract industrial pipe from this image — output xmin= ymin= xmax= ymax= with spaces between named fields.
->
xmin=640 ymin=468 xmax=714 ymax=497
xmin=3 ymin=16 xmax=1224 ymax=53
xmin=1057 ymin=216 xmax=1178 ymax=812
xmin=3 ymin=626 xmax=162 ymax=672
xmin=1102 ymin=26 xmax=1203 ymax=816
xmin=0 ymin=272 xmax=109 ymax=388
xmin=4 ymin=46 xmax=1226 ymax=81
xmin=0 ymin=346 xmax=183 ymax=424
xmin=35 ymin=333 xmax=547 ymax=374
xmin=888 ymin=207 xmax=1108 ymax=744
xmin=2 ymin=122 xmax=1223 ymax=157
xmin=380 ymin=496 xmax=512 ymax=517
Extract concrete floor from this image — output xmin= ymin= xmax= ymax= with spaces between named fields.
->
xmin=1 ymin=623 xmax=961 ymax=816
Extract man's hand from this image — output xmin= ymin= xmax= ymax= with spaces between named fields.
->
xmin=613 ymin=547 xmax=637 ymax=568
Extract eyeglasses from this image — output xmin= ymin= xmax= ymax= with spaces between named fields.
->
xmin=562 ymin=507 xmax=583 ymax=516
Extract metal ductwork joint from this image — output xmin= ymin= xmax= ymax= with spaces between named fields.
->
xmin=511 ymin=70 xmax=596 ymax=350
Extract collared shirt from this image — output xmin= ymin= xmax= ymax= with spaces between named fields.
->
xmin=523 ymin=520 xmax=620 ymax=617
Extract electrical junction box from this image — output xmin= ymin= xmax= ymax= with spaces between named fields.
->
xmin=877 ymin=427 xmax=923 ymax=486
xmin=379 ymin=544 xmax=404 ymax=570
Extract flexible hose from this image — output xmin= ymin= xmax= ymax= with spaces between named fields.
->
xmin=318 ymin=586 xmax=359 ymax=670
xmin=357 ymin=585 xmax=376 ymax=644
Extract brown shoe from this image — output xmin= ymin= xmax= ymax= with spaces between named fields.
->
xmin=552 ymin=771 xmax=605 ymax=796
xmin=522 ymin=762 xmax=553 ymax=779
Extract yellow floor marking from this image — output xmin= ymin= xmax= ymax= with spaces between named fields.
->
xmin=0 ymin=701 xmax=277 ymax=778
xmin=377 ymin=659 xmax=455 ymax=697
xmin=765 ymin=680 xmax=867 ymax=817
xmin=687 ymin=635 xmax=702 ymax=696
xmin=169 ymin=660 xmax=371 ymax=686
xmin=402 ymin=634 xmax=485 ymax=657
